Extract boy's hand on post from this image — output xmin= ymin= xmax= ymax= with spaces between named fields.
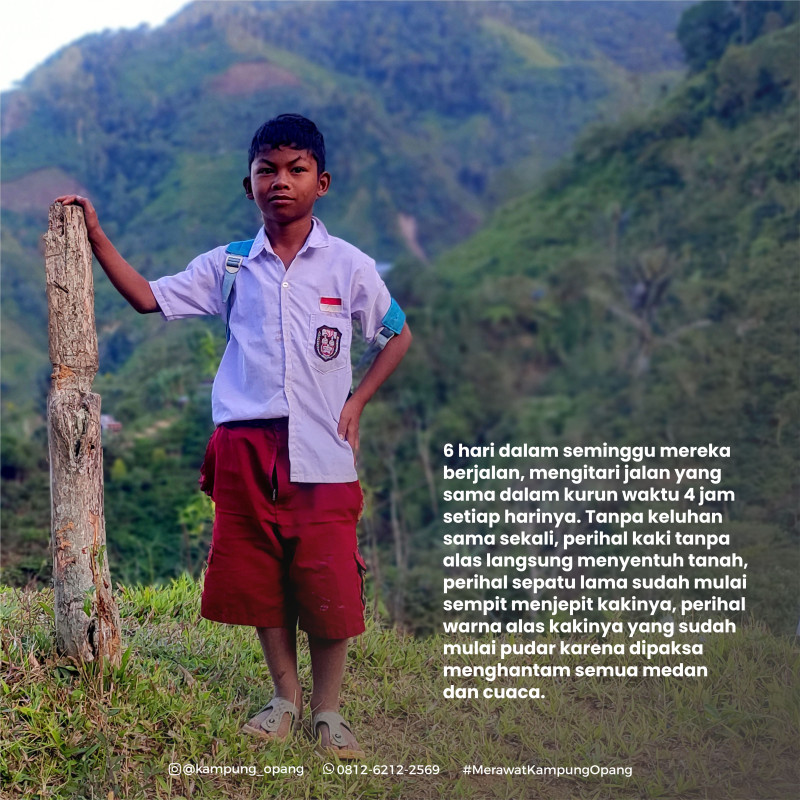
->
xmin=53 ymin=194 xmax=160 ymax=314
xmin=338 ymin=395 xmax=365 ymax=463
xmin=54 ymin=195 xmax=101 ymax=238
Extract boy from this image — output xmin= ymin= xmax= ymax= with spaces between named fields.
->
xmin=57 ymin=113 xmax=411 ymax=758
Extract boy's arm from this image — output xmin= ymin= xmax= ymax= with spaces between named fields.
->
xmin=338 ymin=323 xmax=412 ymax=459
xmin=55 ymin=195 xmax=160 ymax=314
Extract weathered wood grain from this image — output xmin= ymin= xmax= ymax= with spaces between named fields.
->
xmin=45 ymin=202 xmax=121 ymax=666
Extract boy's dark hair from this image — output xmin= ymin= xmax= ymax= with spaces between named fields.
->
xmin=248 ymin=114 xmax=326 ymax=174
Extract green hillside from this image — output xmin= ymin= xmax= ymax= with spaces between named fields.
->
xmin=1 ymin=1 xmax=689 ymax=573
xmin=382 ymin=16 xmax=800 ymax=634
xmin=3 ymin=2 xmax=798 ymax=637
xmin=1 ymin=0 xmax=687 ymax=258
xmin=1 ymin=1 xmax=689 ymax=417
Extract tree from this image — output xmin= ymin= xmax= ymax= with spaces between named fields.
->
xmin=677 ymin=1 xmax=738 ymax=73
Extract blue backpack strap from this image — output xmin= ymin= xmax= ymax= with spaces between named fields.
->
xmin=222 ymin=240 xmax=254 ymax=341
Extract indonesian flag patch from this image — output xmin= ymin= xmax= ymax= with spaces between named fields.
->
xmin=319 ymin=296 xmax=342 ymax=312
xmin=315 ymin=325 xmax=342 ymax=362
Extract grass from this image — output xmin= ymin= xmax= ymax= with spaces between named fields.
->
xmin=1 ymin=576 xmax=798 ymax=799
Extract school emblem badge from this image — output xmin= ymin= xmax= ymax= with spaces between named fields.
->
xmin=315 ymin=325 xmax=342 ymax=362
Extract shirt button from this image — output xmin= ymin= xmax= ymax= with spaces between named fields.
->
xmin=282 ymin=282 xmax=289 ymax=288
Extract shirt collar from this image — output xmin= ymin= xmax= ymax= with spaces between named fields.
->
xmin=252 ymin=216 xmax=330 ymax=258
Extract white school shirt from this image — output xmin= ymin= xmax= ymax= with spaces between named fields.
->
xmin=150 ymin=217 xmax=392 ymax=482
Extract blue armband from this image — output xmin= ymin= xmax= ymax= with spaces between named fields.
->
xmin=382 ymin=298 xmax=406 ymax=335
xmin=374 ymin=298 xmax=405 ymax=349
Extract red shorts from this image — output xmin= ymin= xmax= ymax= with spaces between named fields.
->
xmin=198 ymin=419 xmax=366 ymax=639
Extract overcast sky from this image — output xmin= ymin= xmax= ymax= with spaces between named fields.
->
xmin=0 ymin=0 xmax=192 ymax=92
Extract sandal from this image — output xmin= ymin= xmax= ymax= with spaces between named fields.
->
xmin=241 ymin=696 xmax=301 ymax=741
xmin=312 ymin=711 xmax=366 ymax=760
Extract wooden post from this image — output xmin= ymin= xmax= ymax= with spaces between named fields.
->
xmin=44 ymin=202 xmax=122 ymax=666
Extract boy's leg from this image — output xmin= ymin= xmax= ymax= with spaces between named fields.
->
xmin=268 ymin=424 xmax=364 ymax=750
xmin=308 ymin=635 xmax=360 ymax=751
xmin=254 ymin=626 xmax=303 ymax=736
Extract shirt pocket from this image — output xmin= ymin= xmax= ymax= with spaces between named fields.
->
xmin=307 ymin=313 xmax=351 ymax=374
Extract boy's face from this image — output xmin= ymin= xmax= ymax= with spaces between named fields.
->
xmin=244 ymin=146 xmax=330 ymax=229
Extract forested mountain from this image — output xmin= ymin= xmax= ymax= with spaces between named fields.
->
xmin=381 ymin=8 xmax=799 ymax=633
xmin=2 ymin=0 xmax=688 ymax=419
xmin=2 ymin=0 xmax=689 ymax=565
xmin=3 ymin=2 xmax=798 ymax=633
